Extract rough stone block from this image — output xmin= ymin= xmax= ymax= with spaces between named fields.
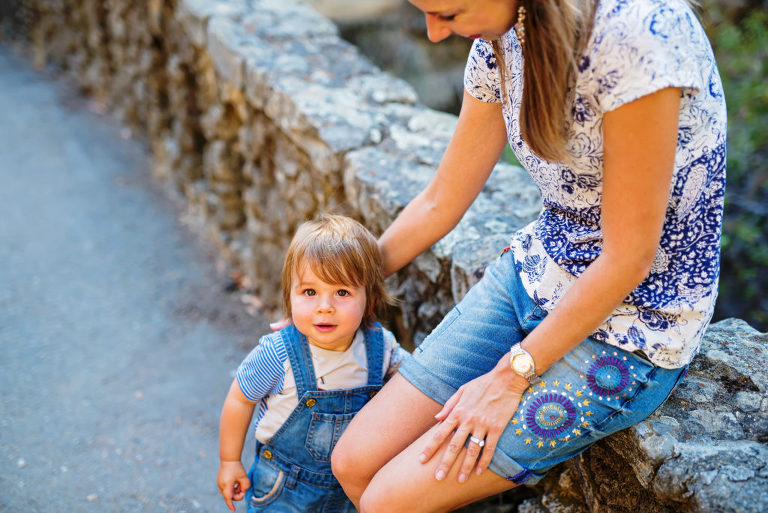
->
xmin=177 ymin=0 xmax=250 ymax=47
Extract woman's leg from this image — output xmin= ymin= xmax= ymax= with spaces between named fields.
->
xmin=359 ymin=424 xmax=517 ymax=513
xmin=332 ymin=373 xmax=442 ymax=507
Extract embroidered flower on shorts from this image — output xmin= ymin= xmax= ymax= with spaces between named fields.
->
xmin=512 ymin=380 xmax=593 ymax=449
xmin=586 ymin=355 xmax=630 ymax=396
xmin=525 ymin=392 xmax=577 ymax=438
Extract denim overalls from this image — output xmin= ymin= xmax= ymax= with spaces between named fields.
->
xmin=245 ymin=323 xmax=385 ymax=512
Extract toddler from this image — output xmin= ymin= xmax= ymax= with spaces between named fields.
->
xmin=217 ymin=214 xmax=407 ymax=512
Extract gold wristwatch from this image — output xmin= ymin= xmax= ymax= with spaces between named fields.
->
xmin=509 ymin=343 xmax=540 ymax=384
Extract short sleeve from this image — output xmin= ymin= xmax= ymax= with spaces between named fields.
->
xmin=235 ymin=334 xmax=287 ymax=402
xmin=591 ymin=0 xmax=705 ymax=113
xmin=463 ymin=38 xmax=502 ymax=103
xmin=383 ymin=329 xmax=410 ymax=379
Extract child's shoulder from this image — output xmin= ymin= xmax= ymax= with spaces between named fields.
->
xmin=241 ymin=329 xmax=289 ymax=365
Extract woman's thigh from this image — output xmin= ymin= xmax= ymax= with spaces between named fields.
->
xmin=361 ymin=424 xmax=517 ymax=513
xmin=333 ymin=373 xmax=443 ymax=481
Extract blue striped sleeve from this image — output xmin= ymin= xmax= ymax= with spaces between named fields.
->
xmin=236 ymin=334 xmax=287 ymax=402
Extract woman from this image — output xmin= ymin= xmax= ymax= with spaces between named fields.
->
xmin=332 ymin=0 xmax=726 ymax=511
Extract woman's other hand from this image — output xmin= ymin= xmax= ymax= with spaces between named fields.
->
xmin=418 ymin=355 xmax=530 ymax=482
xmin=269 ymin=318 xmax=290 ymax=331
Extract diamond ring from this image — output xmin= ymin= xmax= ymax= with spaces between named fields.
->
xmin=468 ymin=435 xmax=485 ymax=447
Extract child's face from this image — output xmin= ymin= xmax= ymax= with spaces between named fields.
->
xmin=290 ymin=265 xmax=367 ymax=352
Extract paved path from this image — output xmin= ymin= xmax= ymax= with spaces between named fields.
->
xmin=0 ymin=45 xmax=266 ymax=512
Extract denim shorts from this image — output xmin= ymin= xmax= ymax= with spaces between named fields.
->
xmin=399 ymin=250 xmax=687 ymax=485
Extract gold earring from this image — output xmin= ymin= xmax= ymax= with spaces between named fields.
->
xmin=515 ymin=5 xmax=527 ymax=47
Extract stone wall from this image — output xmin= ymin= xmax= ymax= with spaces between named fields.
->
xmin=4 ymin=0 xmax=766 ymax=511
xmin=14 ymin=0 xmax=541 ymax=347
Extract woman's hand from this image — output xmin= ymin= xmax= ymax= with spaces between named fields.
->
xmin=419 ymin=356 xmax=530 ymax=482
xmin=217 ymin=460 xmax=250 ymax=512
xmin=269 ymin=318 xmax=290 ymax=331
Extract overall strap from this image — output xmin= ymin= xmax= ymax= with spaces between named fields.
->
xmin=279 ymin=324 xmax=317 ymax=397
xmin=363 ymin=322 xmax=385 ymax=387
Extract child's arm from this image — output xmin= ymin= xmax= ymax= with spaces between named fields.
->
xmin=217 ymin=379 xmax=256 ymax=512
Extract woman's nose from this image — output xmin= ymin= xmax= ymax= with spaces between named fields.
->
xmin=425 ymin=14 xmax=451 ymax=43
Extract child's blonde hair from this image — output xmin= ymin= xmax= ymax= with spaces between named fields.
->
xmin=282 ymin=214 xmax=394 ymax=327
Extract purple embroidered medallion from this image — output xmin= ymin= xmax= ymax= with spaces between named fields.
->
xmin=524 ymin=393 xmax=577 ymax=438
xmin=586 ymin=356 xmax=630 ymax=396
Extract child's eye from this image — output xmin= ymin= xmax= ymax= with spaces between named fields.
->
xmin=303 ymin=289 xmax=316 ymax=296
xmin=336 ymin=289 xmax=350 ymax=297
xmin=438 ymin=13 xmax=456 ymax=21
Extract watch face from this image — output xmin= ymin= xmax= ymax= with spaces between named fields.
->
xmin=513 ymin=354 xmax=533 ymax=374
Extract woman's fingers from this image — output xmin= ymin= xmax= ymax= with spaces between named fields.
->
xmin=419 ymin=416 xmax=458 ymax=464
xmin=457 ymin=431 xmax=486 ymax=482
xmin=269 ymin=318 xmax=290 ymax=331
xmin=475 ymin=428 xmax=500 ymax=476
xmin=421 ymin=369 xmax=526 ymax=482
xmin=476 ymin=397 xmax=521 ymax=475
xmin=433 ymin=423 xmax=473 ymax=480
xmin=434 ymin=387 xmax=463 ymax=421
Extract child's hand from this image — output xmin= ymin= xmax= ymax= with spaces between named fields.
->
xmin=217 ymin=461 xmax=250 ymax=512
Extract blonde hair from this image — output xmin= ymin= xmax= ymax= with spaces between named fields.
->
xmin=281 ymin=214 xmax=395 ymax=326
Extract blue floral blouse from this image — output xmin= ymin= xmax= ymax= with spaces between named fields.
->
xmin=464 ymin=0 xmax=727 ymax=368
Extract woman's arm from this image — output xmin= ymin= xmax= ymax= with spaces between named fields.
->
xmin=217 ymin=379 xmax=257 ymax=512
xmin=378 ymin=90 xmax=509 ymax=276
xmin=422 ymin=86 xmax=682 ymax=480
xmin=518 ymin=86 xmax=681 ymax=371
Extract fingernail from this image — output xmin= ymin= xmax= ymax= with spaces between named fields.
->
xmin=476 ymin=467 xmax=484 ymax=476
xmin=435 ymin=470 xmax=446 ymax=481
xmin=418 ymin=453 xmax=427 ymax=463
xmin=458 ymin=473 xmax=467 ymax=483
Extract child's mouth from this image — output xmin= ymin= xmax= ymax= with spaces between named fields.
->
xmin=314 ymin=323 xmax=336 ymax=332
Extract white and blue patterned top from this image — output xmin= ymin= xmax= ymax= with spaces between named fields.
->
xmin=464 ymin=0 xmax=726 ymax=368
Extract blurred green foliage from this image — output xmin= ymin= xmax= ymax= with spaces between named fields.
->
xmin=700 ymin=2 xmax=768 ymax=331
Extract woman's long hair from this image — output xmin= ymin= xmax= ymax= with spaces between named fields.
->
xmin=492 ymin=0 xmax=596 ymax=162
xmin=493 ymin=0 xmax=699 ymax=163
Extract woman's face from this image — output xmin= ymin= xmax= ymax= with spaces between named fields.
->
xmin=408 ymin=0 xmax=517 ymax=43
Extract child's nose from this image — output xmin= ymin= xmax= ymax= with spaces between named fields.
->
xmin=316 ymin=296 xmax=334 ymax=312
